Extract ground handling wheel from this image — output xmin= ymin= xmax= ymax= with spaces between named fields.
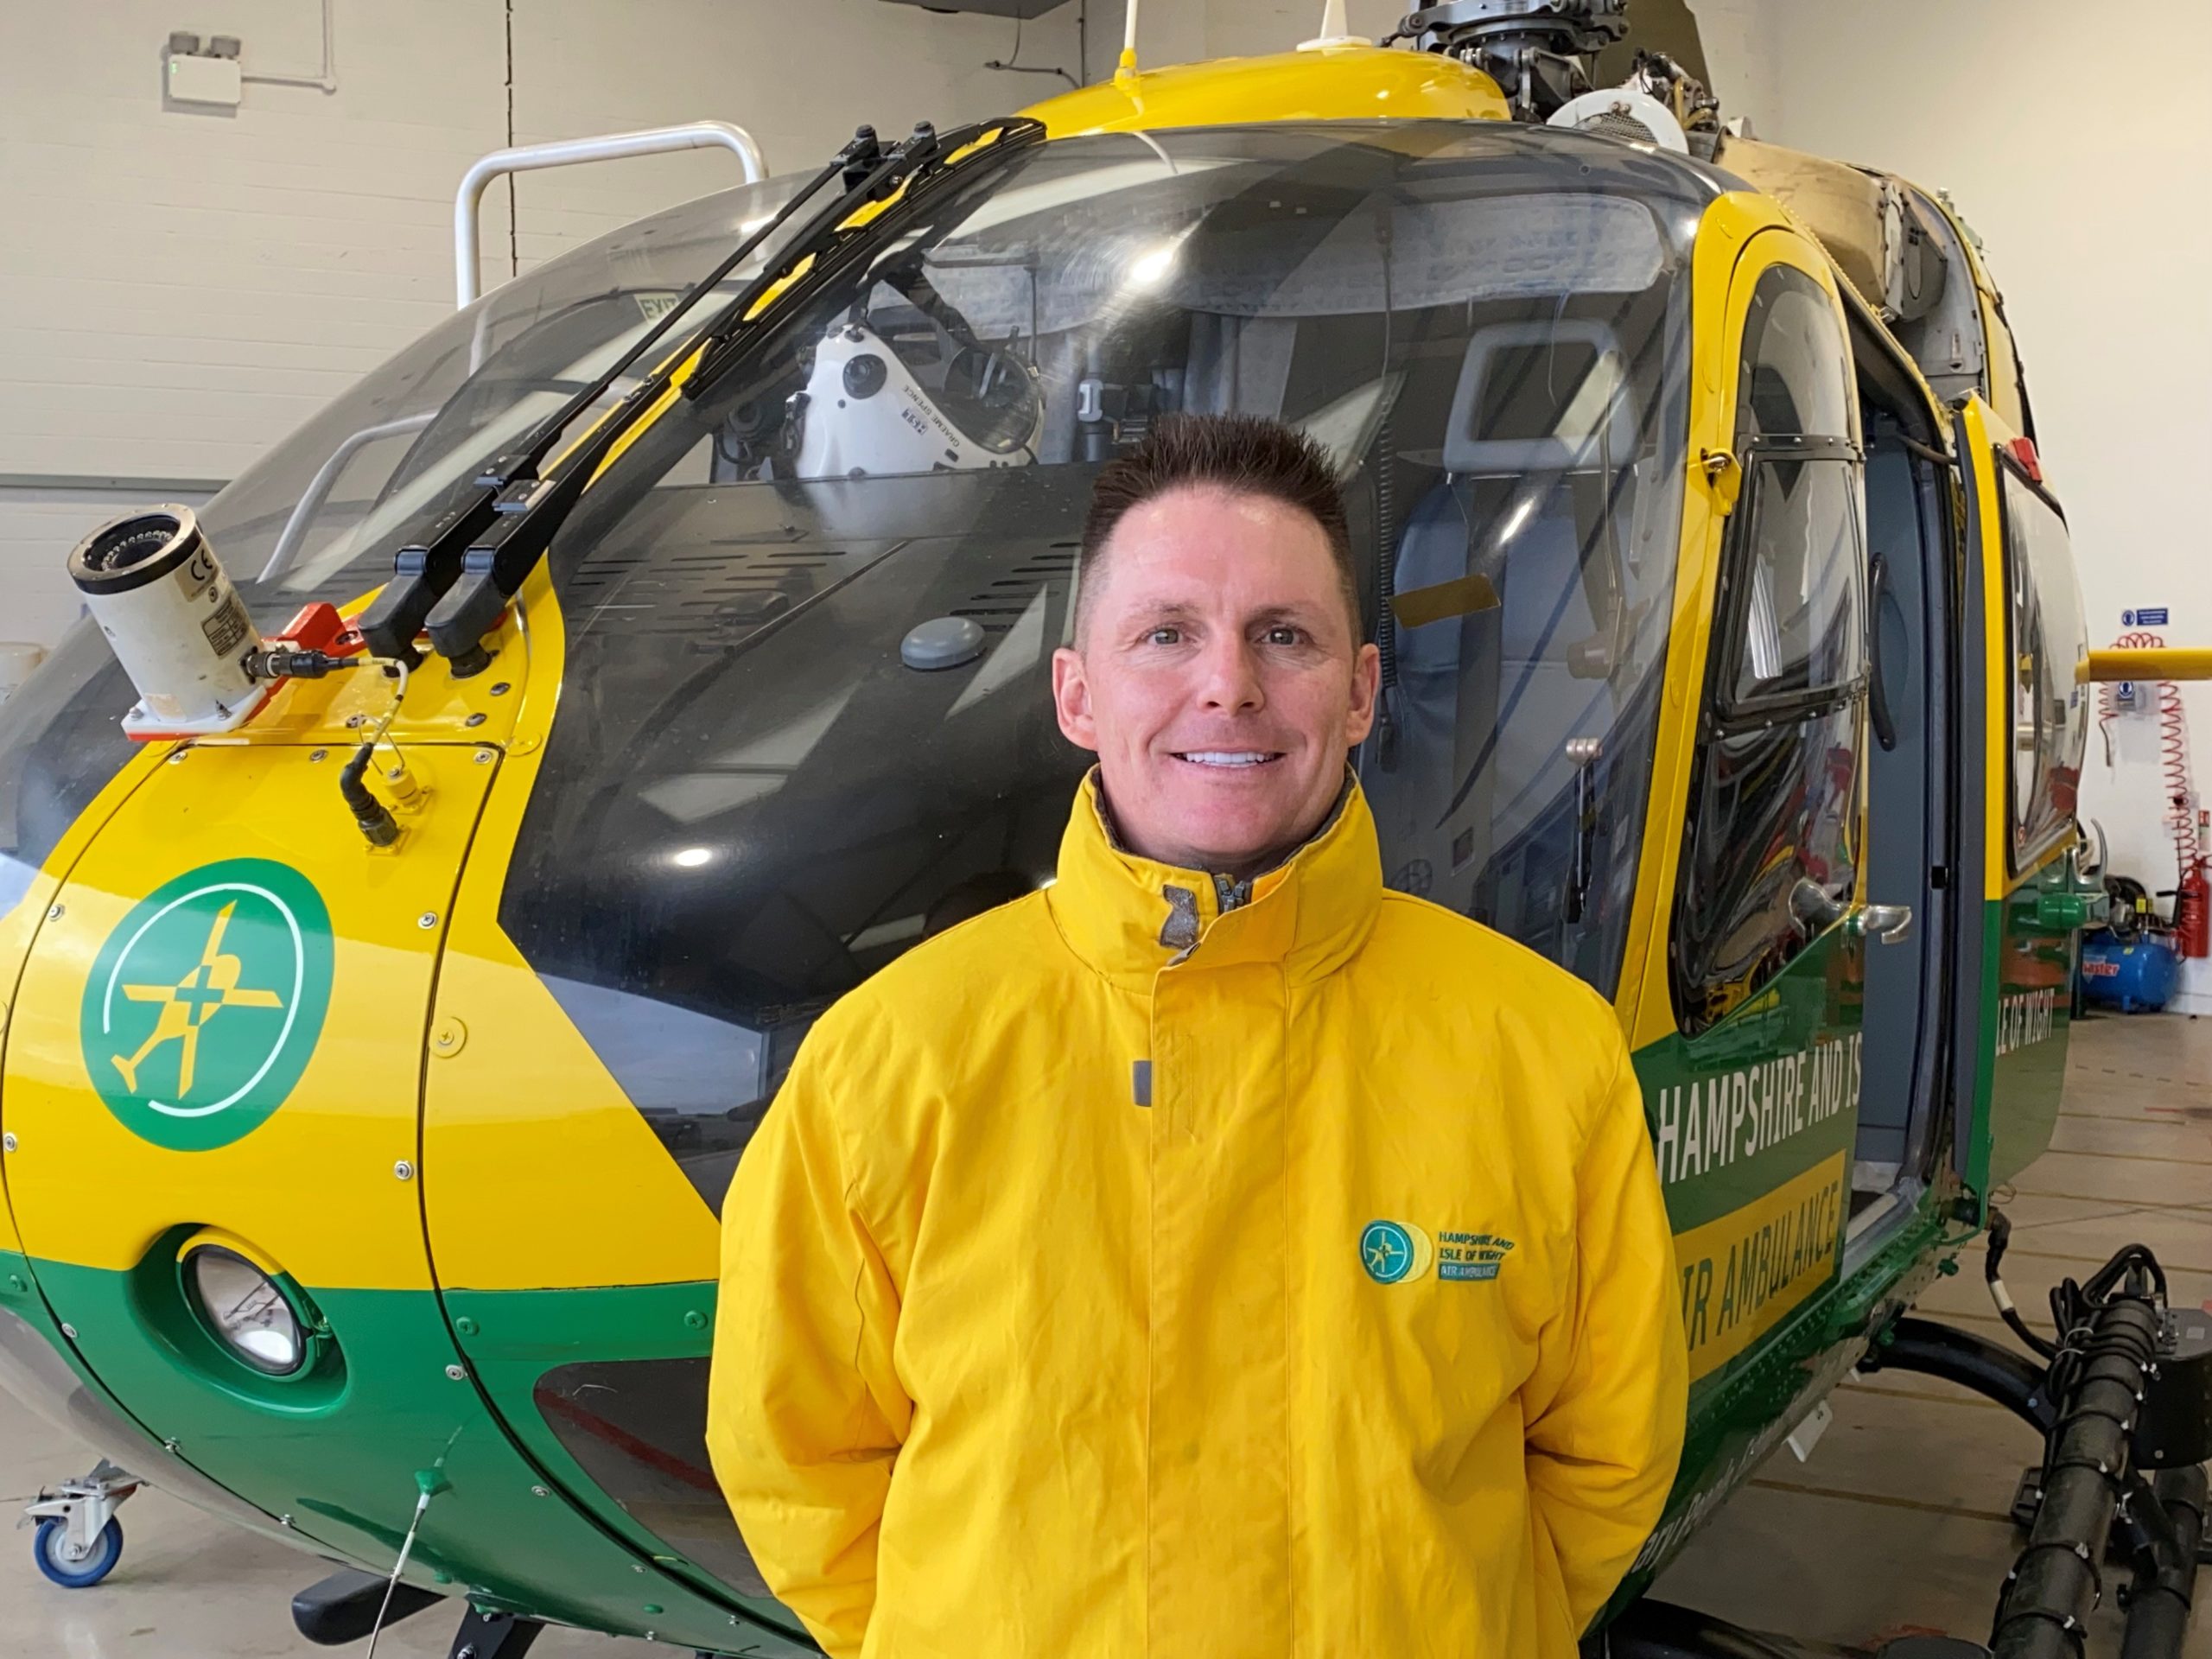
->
xmin=31 ymin=1513 xmax=124 ymax=1588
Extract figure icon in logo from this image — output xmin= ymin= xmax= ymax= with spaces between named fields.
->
xmin=111 ymin=901 xmax=284 ymax=1097
xmin=1366 ymin=1227 xmax=1409 ymax=1280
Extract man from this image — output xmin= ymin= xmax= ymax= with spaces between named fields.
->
xmin=709 ymin=413 xmax=1686 ymax=1657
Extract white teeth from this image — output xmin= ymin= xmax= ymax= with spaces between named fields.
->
xmin=1180 ymin=751 xmax=1274 ymax=767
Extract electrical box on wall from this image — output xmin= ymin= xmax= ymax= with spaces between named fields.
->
xmin=166 ymin=49 xmax=242 ymax=107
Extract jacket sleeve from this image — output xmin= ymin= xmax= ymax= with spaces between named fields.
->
xmin=707 ymin=1027 xmax=911 ymax=1659
xmin=1522 ymin=1033 xmax=1688 ymax=1633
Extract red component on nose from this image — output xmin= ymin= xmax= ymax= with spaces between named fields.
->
xmin=270 ymin=601 xmax=360 ymax=654
xmin=2010 ymin=436 xmax=2044 ymax=483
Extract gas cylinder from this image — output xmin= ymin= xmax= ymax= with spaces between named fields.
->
xmin=2178 ymin=855 xmax=2210 ymax=959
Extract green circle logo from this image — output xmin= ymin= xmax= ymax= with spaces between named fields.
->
xmin=79 ymin=859 xmax=334 ymax=1152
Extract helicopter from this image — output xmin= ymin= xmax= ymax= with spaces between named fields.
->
xmin=3 ymin=2 xmax=2209 ymax=1655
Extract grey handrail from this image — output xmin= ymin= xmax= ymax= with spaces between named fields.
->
xmin=454 ymin=121 xmax=768 ymax=308
xmin=258 ymin=410 xmax=436 ymax=583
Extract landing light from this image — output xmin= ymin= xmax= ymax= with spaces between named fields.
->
xmin=185 ymin=1246 xmax=305 ymax=1376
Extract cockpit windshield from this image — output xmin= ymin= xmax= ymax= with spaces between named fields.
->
xmin=1 ymin=122 xmax=1708 ymax=1197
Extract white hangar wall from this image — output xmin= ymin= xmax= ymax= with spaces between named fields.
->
xmin=1696 ymin=0 xmax=2212 ymax=1011
xmin=0 ymin=0 xmax=1087 ymax=652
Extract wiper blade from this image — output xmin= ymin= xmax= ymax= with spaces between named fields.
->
xmin=355 ymin=123 xmax=893 ymax=667
xmin=397 ymin=115 xmax=1041 ymax=677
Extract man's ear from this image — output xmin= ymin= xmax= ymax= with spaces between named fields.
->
xmin=1343 ymin=640 xmax=1381 ymax=747
xmin=1052 ymin=646 xmax=1099 ymax=752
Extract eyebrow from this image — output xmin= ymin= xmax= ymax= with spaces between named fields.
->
xmin=1126 ymin=601 xmax=1330 ymax=628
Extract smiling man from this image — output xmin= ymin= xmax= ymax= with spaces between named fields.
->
xmin=709 ymin=414 xmax=1686 ymax=1659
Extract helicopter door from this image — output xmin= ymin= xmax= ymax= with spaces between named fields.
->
xmin=1950 ymin=395 xmax=2091 ymax=1205
xmin=1632 ymin=236 xmax=1872 ymax=1395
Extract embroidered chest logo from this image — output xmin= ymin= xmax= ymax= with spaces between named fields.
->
xmin=1361 ymin=1221 xmax=1515 ymax=1285
xmin=1360 ymin=1219 xmax=1432 ymax=1284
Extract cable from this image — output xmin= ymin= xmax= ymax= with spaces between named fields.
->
xmin=1985 ymin=1208 xmax=2058 ymax=1360
xmin=986 ymin=11 xmax=1080 ymax=90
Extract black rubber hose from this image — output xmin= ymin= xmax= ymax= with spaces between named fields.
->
xmin=2118 ymin=1465 xmax=2206 ymax=1659
xmin=1992 ymin=1298 xmax=2162 ymax=1657
xmin=1860 ymin=1316 xmax=2055 ymax=1433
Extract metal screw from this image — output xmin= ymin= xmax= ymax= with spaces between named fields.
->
xmin=60 ymin=1322 xmax=77 ymax=1339
xmin=465 ymin=712 xmax=487 ymax=728
xmin=454 ymin=1315 xmax=479 ymax=1336
xmin=474 ymin=749 xmax=493 ymax=765
xmin=6 ymin=1275 xmax=25 ymax=1294
xmin=1 ymin=1133 xmax=15 ymax=1153
xmin=279 ymin=1514 xmax=293 ymax=1528
xmin=445 ymin=1363 xmax=467 ymax=1381
xmin=683 ymin=1310 xmax=708 ymax=1332
xmin=47 ymin=904 xmax=63 ymax=920
xmin=167 ymin=750 xmax=187 ymax=764
xmin=346 ymin=713 xmax=365 ymax=728
xmin=490 ymin=682 xmax=511 ymax=696
xmin=632 ymin=1563 xmax=646 ymax=1574
xmin=162 ymin=1438 xmax=180 ymax=1453
xmin=531 ymin=1485 xmax=549 ymax=1498
xmin=394 ymin=1160 xmax=415 ymax=1181
xmin=417 ymin=912 xmax=438 ymax=929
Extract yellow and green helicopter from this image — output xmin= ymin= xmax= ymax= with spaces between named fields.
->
xmin=3 ymin=3 xmax=2209 ymax=1654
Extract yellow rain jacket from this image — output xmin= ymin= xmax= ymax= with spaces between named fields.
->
xmin=709 ymin=774 xmax=1685 ymax=1658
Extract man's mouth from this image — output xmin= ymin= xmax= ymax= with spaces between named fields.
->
xmin=1172 ymin=751 xmax=1285 ymax=770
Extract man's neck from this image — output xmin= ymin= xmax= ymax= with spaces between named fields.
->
xmin=1095 ymin=776 xmax=1348 ymax=887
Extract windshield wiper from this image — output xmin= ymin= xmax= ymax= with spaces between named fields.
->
xmin=360 ymin=115 xmax=1040 ymax=674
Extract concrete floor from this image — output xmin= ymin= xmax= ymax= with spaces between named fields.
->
xmin=2 ymin=1012 xmax=2206 ymax=1657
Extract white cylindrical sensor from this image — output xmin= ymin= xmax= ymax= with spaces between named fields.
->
xmin=67 ymin=505 xmax=270 ymax=738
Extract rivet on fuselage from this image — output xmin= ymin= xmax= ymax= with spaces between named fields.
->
xmin=1 ymin=1134 xmax=16 ymax=1154
xmin=445 ymin=1363 xmax=467 ymax=1381
xmin=474 ymin=749 xmax=493 ymax=765
xmin=531 ymin=1485 xmax=549 ymax=1498
xmin=308 ymin=748 xmax=327 ymax=762
xmin=60 ymin=1322 xmax=77 ymax=1338
xmin=394 ymin=1160 xmax=415 ymax=1182
xmin=46 ymin=905 xmax=62 ymax=920
xmin=418 ymin=912 xmax=439 ymax=929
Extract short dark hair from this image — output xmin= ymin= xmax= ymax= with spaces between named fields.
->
xmin=1076 ymin=412 xmax=1358 ymax=639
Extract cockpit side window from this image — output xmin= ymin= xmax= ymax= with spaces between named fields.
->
xmin=1998 ymin=460 xmax=2086 ymax=871
xmin=1673 ymin=260 xmax=1868 ymax=1035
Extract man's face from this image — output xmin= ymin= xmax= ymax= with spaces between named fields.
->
xmin=1052 ymin=486 xmax=1379 ymax=875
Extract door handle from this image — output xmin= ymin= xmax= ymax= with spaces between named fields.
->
xmin=1853 ymin=903 xmax=1915 ymax=944
xmin=1789 ymin=877 xmax=1849 ymax=934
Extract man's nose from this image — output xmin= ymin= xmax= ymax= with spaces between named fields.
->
xmin=1196 ymin=636 xmax=1265 ymax=713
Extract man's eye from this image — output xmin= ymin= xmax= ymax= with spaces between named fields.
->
xmin=1145 ymin=626 xmax=1182 ymax=645
xmin=1263 ymin=626 xmax=1305 ymax=646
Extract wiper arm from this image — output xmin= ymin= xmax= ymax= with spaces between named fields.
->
xmin=401 ymin=114 xmax=1040 ymax=677
xmin=355 ymin=123 xmax=893 ymax=668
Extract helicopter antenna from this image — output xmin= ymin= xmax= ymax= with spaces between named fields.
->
xmin=1301 ymin=0 xmax=1371 ymax=50
xmin=1117 ymin=0 xmax=1141 ymax=82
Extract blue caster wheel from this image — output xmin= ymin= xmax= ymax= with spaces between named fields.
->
xmin=32 ymin=1514 xmax=123 ymax=1587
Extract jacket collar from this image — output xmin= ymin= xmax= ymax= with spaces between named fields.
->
xmin=1045 ymin=768 xmax=1383 ymax=992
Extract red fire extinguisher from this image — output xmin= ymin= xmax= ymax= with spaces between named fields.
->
xmin=2177 ymin=855 xmax=2211 ymax=959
